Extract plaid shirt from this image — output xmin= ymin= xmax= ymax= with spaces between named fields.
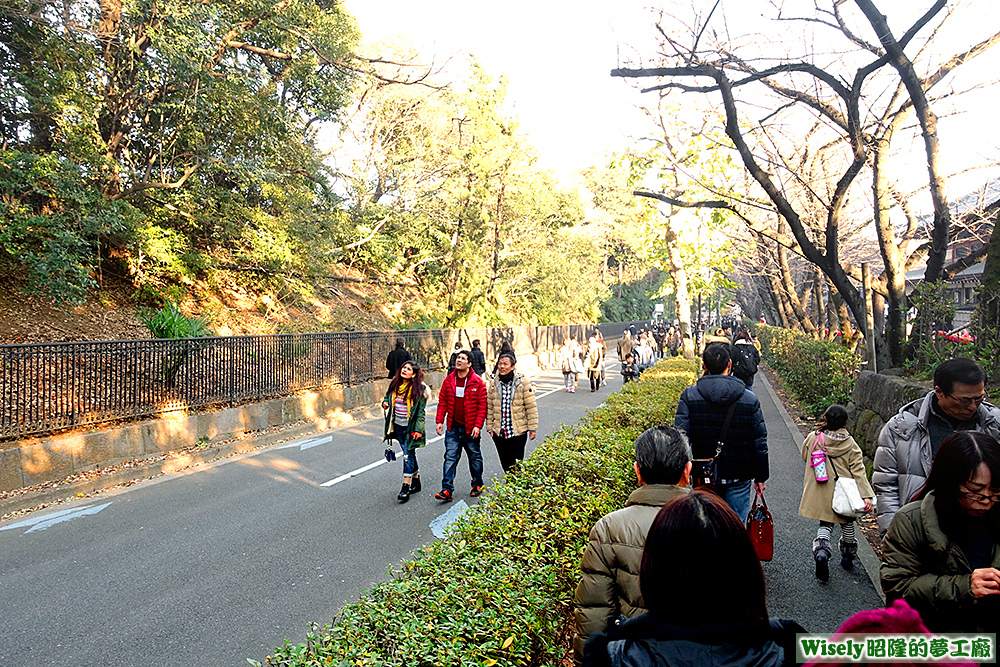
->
xmin=499 ymin=378 xmax=516 ymax=438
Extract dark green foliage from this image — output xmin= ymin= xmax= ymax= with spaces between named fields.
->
xmin=0 ymin=150 xmax=137 ymax=305
xmin=757 ymin=323 xmax=859 ymax=416
xmin=600 ymin=272 xmax=668 ymax=323
xmin=255 ymin=358 xmax=700 ymax=667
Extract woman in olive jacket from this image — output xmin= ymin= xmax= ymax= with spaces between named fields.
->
xmin=881 ymin=431 xmax=1000 ymax=632
xmin=485 ymin=353 xmax=538 ymax=472
xmin=382 ymin=360 xmax=430 ymax=503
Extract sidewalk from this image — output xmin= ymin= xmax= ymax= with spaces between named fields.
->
xmin=754 ymin=371 xmax=884 ymax=632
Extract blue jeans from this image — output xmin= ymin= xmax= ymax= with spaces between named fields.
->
xmin=717 ymin=479 xmax=753 ymax=523
xmin=442 ymin=423 xmax=484 ymax=492
xmin=391 ymin=424 xmax=418 ymax=476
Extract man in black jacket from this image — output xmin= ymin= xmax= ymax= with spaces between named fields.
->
xmin=469 ymin=339 xmax=487 ymax=377
xmin=674 ymin=342 xmax=768 ymax=521
xmin=385 ymin=337 xmax=412 ymax=378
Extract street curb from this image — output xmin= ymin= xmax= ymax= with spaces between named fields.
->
xmin=757 ymin=369 xmax=886 ymax=604
xmin=0 ymin=404 xmax=385 ymax=519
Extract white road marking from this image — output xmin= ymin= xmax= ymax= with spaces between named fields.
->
xmin=319 ymin=377 xmax=564 ymax=488
xmin=430 ymin=500 xmax=470 ymax=538
xmin=1 ymin=502 xmax=113 ymax=534
xmin=277 ymin=435 xmax=333 ymax=451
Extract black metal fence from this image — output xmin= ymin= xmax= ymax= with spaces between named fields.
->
xmin=0 ymin=322 xmax=642 ymax=440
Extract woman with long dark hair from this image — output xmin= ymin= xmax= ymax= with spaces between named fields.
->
xmin=584 ymin=490 xmax=804 ymax=666
xmin=881 ymin=431 xmax=1000 ymax=631
xmin=381 ymin=360 xmax=430 ymax=503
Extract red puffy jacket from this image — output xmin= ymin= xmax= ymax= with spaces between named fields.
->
xmin=436 ymin=370 xmax=487 ymax=430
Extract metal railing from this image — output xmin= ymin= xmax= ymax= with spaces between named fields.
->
xmin=0 ymin=322 xmax=642 ymax=440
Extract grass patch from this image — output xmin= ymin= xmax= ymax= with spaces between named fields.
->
xmin=255 ymin=357 xmax=699 ymax=667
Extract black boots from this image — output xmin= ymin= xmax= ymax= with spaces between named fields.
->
xmin=813 ymin=537 xmax=831 ymax=582
xmin=398 ymin=476 xmax=420 ymax=503
xmin=840 ymin=538 xmax=859 ymax=570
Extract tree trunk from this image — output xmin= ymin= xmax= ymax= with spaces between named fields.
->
xmin=814 ymin=268 xmax=826 ymax=337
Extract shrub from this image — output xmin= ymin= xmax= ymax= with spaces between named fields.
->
xmin=138 ymin=301 xmax=211 ymax=339
xmin=757 ymin=323 xmax=859 ymax=416
xmin=255 ymin=357 xmax=700 ymax=667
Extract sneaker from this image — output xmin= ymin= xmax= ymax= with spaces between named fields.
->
xmin=470 ymin=486 xmax=484 ymax=497
xmin=397 ymin=483 xmax=410 ymax=504
xmin=815 ymin=554 xmax=829 ymax=582
xmin=410 ymin=476 xmax=421 ymax=494
xmin=434 ymin=489 xmax=452 ymax=502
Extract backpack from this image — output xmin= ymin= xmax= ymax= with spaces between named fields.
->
xmin=732 ymin=343 xmax=758 ymax=377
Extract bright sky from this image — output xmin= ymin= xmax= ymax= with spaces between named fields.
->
xmin=342 ymin=0 xmax=1000 ymax=197
xmin=342 ymin=0 xmax=658 ymax=180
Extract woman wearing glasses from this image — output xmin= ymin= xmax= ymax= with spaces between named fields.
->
xmin=881 ymin=431 xmax=1000 ymax=632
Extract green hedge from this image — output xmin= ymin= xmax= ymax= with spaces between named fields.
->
xmin=756 ymin=323 xmax=859 ymax=417
xmin=256 ymin=357 xmax=700 ymax=667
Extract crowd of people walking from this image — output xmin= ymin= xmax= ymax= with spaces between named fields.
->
xmin=384 ymin=326 xmax=999 ymax=665
xmin=572 ymin=336 xmax=999 ymax=666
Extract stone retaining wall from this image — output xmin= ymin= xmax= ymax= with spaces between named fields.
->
xmin=847 ymin=370 xmax=931 ymax=458
xmin=0 ymin=370 xmax=447 ymax=493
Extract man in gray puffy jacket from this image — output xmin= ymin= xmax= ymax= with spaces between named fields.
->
xmin=572 ymin=425 xmax=691 ymax=665
xmin=873 ymin=357 xmax=1000 ymax=534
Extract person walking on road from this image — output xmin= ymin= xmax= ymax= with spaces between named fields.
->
xmin=435 ymin=350 xmax=488 ymax=501
xmin=385 ymin=337 xmax=412 ymax=379
xmin=447 ymin=341 xmax=462 ymax=374
xmin=674 ymin=342 xmax=769 ymax=521
xmin=560 ymin=338 xmax=577 ymax=393
xmin=486 ymin=353 xmax=538 ymax=472
xmin=730 ymin=326 xmax=761 ymax=389
xmin=586 ymin=334 xmax=604 ymax=393
xmin=572 ymin=425 xmax=691 ymax=665
xmin=799 ymin=404 xmax=874 ymax=581
xmin=469 ymin=339 xmax=488 ymax=377
xmin=616 ymin=331 xmax=633 ymax=367
xmin=880 ymin=431 xmax=1000 ymax=633
xmin=381 ymin=360 xmax=429 ymax=503
xmin=570 ymin=336 xmax=584 ymax=391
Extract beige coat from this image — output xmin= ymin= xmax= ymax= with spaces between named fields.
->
xmin=485 ymin=371 xmax=538 ymax=436
xmin=573 ymin=484 xmax=689 ymax=665
xmin=799 ymin=428 xmax=875 ymax=524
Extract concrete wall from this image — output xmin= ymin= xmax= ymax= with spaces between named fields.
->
xmin=847 ymin=370 xmax=932 ymax=458
xmin=0 ymin=370 xmax=447 ymax=493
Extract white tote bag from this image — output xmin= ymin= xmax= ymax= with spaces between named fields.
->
xmin=832 ymin=475 xmax=866 ymax=518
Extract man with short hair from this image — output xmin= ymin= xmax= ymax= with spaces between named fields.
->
xmin=617 ymin=331 xmax=633 ymax=364
xmin=674 ymin=342 xmax=768 ymax=521
xmin=435 ymin=350 xmax=488 ymax=501
xmin=572 ymin=425 xmax=692 ymax=665
xmin=873 ymin=356 xmax=1000 ymax=533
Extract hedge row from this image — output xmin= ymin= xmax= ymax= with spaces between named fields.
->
xmin=256 ymin=357 xmax=700 ymax=667
xmin=755 ymin=323 xmax=859 ymax=417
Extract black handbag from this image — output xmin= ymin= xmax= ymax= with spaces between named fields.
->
xmin=691 ymin=400 xmax=738 ymax=490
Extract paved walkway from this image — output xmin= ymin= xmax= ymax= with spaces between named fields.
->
xmin=754 ymin=371 xmax=884 ymax=631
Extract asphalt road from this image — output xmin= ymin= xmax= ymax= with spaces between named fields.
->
xmin=0 ymin=364 xmax=617 ymax=667
xmin=0 ymin=358 xmax=884 ymax=666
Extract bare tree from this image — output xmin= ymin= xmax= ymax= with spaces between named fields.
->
xmin=613 ymin=0 xmax=1000 ymax=367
